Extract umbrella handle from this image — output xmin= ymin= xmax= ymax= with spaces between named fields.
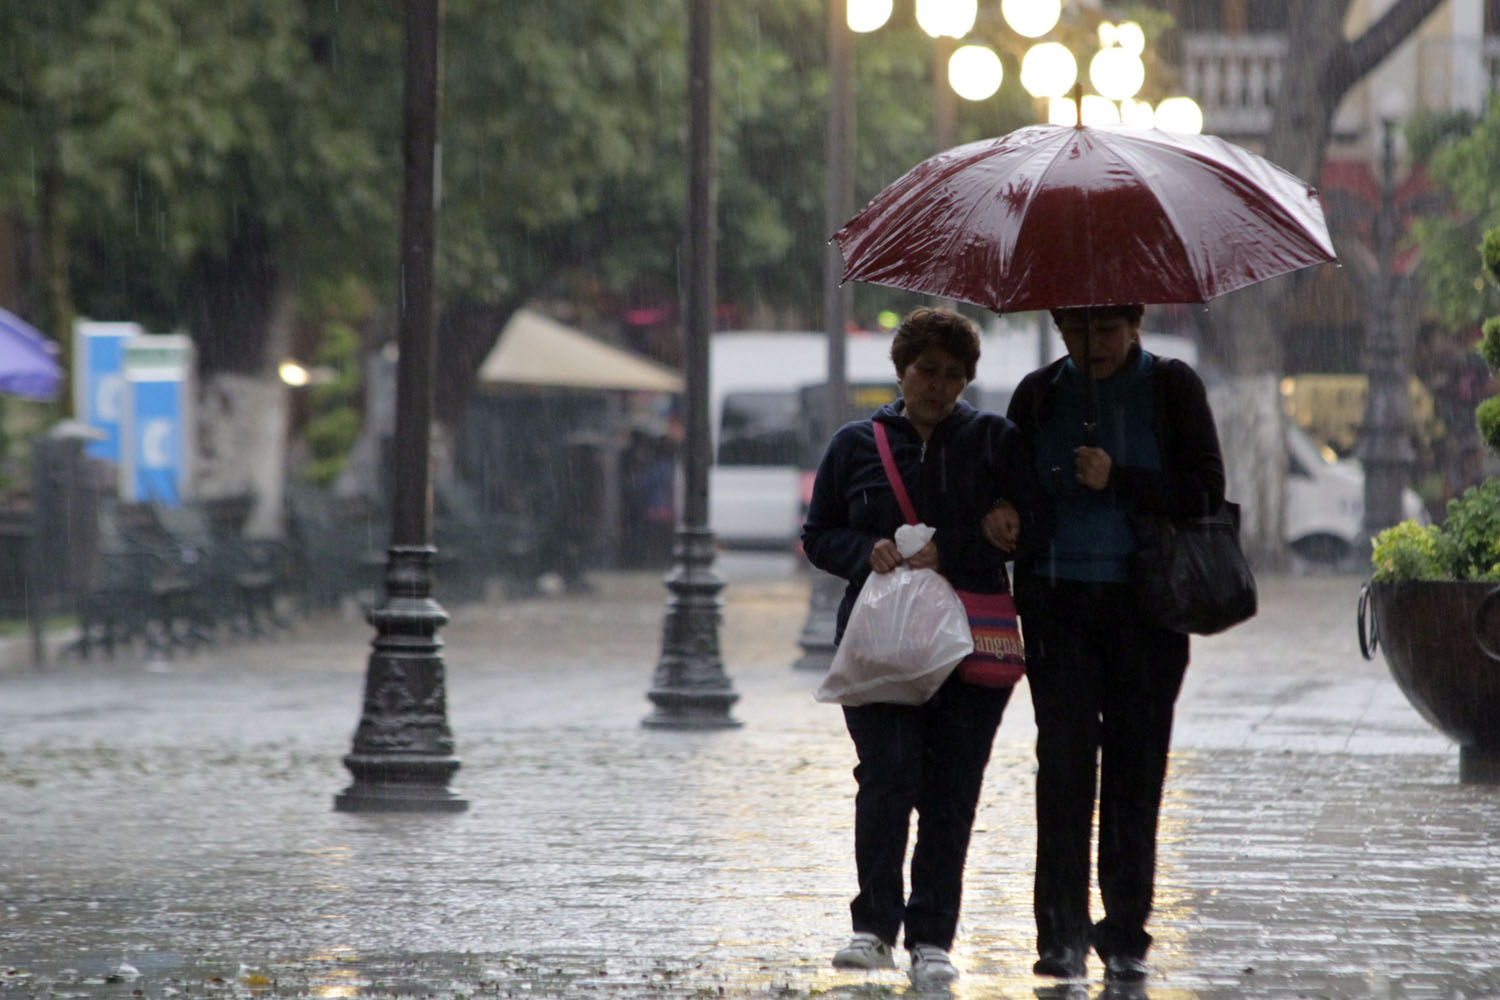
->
xmin=1082 ymin=323 xmax=1098 ymax=444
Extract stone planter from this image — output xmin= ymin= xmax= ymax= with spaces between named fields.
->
xmin=1361 ymin=580 xmax=1500 ymax=783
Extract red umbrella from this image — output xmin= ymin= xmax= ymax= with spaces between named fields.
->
xmin=833 ymin=124 xmax=1338 ymax=313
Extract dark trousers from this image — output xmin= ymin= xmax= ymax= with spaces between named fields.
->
xmin=842 ymin=671 xmax=1011 ymax=951
xmin=1016 ymin=577 xmax=1189 ymax=962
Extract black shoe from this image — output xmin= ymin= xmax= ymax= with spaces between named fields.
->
xmin=1103 ymin=954 xmax=1148 ymax=983
xmin=1033 ymin=947 xmax=1087 ymax=979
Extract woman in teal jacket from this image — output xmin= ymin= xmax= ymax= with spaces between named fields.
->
xmin=997 ymin=302 xmax=1225 ymax=985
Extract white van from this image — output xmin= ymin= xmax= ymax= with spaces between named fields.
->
xmin=708 ymin=330 xmax=899 ymax=548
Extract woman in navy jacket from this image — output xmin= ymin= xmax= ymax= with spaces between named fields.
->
xmin=802 ymin=307 xmax=1047 ymax=987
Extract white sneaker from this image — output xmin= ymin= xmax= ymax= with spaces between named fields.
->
xmin=832 ymin=932 xmax=896 ymax=970
xmin=909 ymin=943 xmax=959 ymax=986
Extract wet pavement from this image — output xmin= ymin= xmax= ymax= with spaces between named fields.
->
xmin=0 ymin=556 xmax=1496 ymax=1000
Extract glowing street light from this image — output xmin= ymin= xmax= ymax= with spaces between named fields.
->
xmin=1115 ymin=20 xmax=1146 ymax=56
xmin=847 ymin=0 xmax=892 ymax=32
xmin=1155 ymin=95 xmax=1205 ymax=133
xmin=1090 ymin=45 xmax=1145 ymax=101
xmin=949 ymin=44 xmax=1003 ymax=101
xmin=1080 ymin=93 xmax=1122 ymax=125
xmin=1120 ymin=96 xmax=1156 ymax=129
xmin=278 ymin=360 xmax=311 ymax=387
xmin=1020 ymin=41 xmax=1077 ymax=99
xmin=916 ymin=0 xmax=976 ymax=38
xmin=1001 ymin=0 xmax=1059 ymax=38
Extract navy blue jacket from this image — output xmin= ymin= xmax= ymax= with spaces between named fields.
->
xmin=801 ymin=398 xmax=1050 ymax=643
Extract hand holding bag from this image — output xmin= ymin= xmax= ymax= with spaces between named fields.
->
xmin=814 ymin=565 xmax=974 ymax=706
xmin=873 ymin=422 xmax=1026 ymax=687
xmin=1130 ymin=500 xmax=1257 ymax=635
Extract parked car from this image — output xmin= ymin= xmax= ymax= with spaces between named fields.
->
xmin=1284 ymin=422 xmax=1429 ymax=565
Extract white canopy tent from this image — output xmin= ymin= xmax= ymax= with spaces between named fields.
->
xmin=477 ymin=308 xmax=683 ymax=393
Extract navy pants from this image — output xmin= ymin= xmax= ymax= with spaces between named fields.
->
xmin=1017 ymin=576 xmax=1189 ymax=962
xmin=842 ymin=671 xmax=1011 ymax=951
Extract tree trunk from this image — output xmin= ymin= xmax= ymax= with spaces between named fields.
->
xmin=38 ymin=149 xmax=73 ymax=417
xmin=196 ymin=274 xmax=295 ymax=538
xmin=1222 ymin=0 xmax=1444 ymax=376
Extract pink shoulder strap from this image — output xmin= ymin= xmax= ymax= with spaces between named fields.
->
xmin=872 ymin=422 xmax=919 ymax=525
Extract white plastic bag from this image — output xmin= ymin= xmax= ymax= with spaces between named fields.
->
xmin=815 ymin=565 xmax=974 ymax=707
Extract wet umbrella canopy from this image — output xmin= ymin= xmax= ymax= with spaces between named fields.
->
xmin=833 ymin=124 xmax=1338 ymax=313
xmin=0 ymin=307 xmax=61 ymax=400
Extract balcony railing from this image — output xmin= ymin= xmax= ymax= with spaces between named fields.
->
xmin=1180 ymin=32 xmax=1284 ymax=138
xmin=1183 ymin=31 xmax=1496 ymax=142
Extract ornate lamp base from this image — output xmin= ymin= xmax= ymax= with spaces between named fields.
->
xmin=643 ymin=527 xmax=742 ymax=729
xmin=335 ymin=545 xmax=469 ymax=812
xmin=793 ymin=571 xmax=841 ymax=672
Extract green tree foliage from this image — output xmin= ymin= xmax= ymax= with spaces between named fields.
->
xmin=0 ymin=0 xmax=1034 ymax=452
xmin=300 ymin=280 xmax=366 ymax=488
xmin=0 ymin=0 xmax=398 ymax=371
xmin=1411 ymin=102 xmax=1500 ymax=333
xmin=438 ymin=0 xmax=998 ymax=321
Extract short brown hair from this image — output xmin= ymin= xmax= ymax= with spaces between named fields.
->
xmin=1049 ymin=303 xmax=1145 ymax=327
xmin=890 ymin=308 xmax=981 ymax=382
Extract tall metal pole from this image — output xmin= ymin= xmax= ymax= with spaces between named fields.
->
xmin=931 ymin=32 xmax=957 ymax=311
xmin=644 ymin=0 xmax=741 ymax=728
xmin=795 ymin=0 xmax=856 ymax=672
xmin=335 ymin=0 xmax=466 ymax=811
xmin=1358 ymin=117 xmax=1413 ymax=548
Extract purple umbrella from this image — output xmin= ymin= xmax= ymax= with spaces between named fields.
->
xmin=0 ymin=308 xmax=62 ymax=400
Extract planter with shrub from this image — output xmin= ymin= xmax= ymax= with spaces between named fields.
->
xmin=1360 ymin=228 xmax=1500 ymax=783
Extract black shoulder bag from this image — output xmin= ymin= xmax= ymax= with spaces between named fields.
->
xmin=1129 ymin=363 xmax=1257 ymax=636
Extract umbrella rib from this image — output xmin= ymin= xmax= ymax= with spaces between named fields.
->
xmin=1121 ymin=132 xmax=1335 ymax=255
xmin=933 ymin=136 xmax=1075 ymax=310
xmin=1109 ymin=133 xmax=1335 ymax=298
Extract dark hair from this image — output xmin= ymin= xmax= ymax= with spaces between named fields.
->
xmin=1049 ymin=303 xmax=1145 ymax=327
xmin=890 ymin=308 xmax=980 ymax=381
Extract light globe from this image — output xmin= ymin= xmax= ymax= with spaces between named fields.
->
xmin=1080 ymin=94 xmax=1121 ymax=126
xmin=916 ymin=0 xmax=977 ymax=39
xmin=949 ymin=45 xmax=1003 ymax=101
xmin=1116 ymin=21 xmax=1146 ymax=56
xmin=1155 ymin=95 xmax=1204 ymax=134
xmin=1047 ymin=96 xmax=1077 ymax=125
xmin=1001 ymin=0 xmax=1060 ymax=38
xmin=1120 ymin=97 xmax=1155 ymax=128
xmin=1020 ymin=41 xmax=1077 ymax=98
xmin=1090 ymin=46 xmax=1144 ymax=101
xmin=847 ymin=0 xmax=894 ymax=32
xmin=278 ymin=361 xmax=310 ymax=387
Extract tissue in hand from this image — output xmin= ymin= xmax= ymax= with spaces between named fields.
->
xmin=894 ymin=523 xmax=935 ymax=559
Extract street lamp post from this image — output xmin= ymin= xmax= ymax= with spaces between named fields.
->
xmin=796 ymin=0 xmax=981 ymax=672
xmin=794 ymin=0 xmax=856 ymax=673
xmin=1359 ymin=116 xmax=1414 ymax=544
xmin=643 ymin=0 xmax=742 ymax=729
xmin=335 ymin=0 xmax=466 ymax=812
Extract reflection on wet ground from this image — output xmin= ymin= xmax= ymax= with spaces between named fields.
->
xmin=0 ymin=571 xmax=1496 ymax=998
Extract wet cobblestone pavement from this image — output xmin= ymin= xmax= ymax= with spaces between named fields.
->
xmin=1 ymin=562 xmax=1496 ymax=999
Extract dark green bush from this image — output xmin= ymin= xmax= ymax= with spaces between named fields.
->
xmin=1436 ymin=477 xmax=1500 ymax=580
